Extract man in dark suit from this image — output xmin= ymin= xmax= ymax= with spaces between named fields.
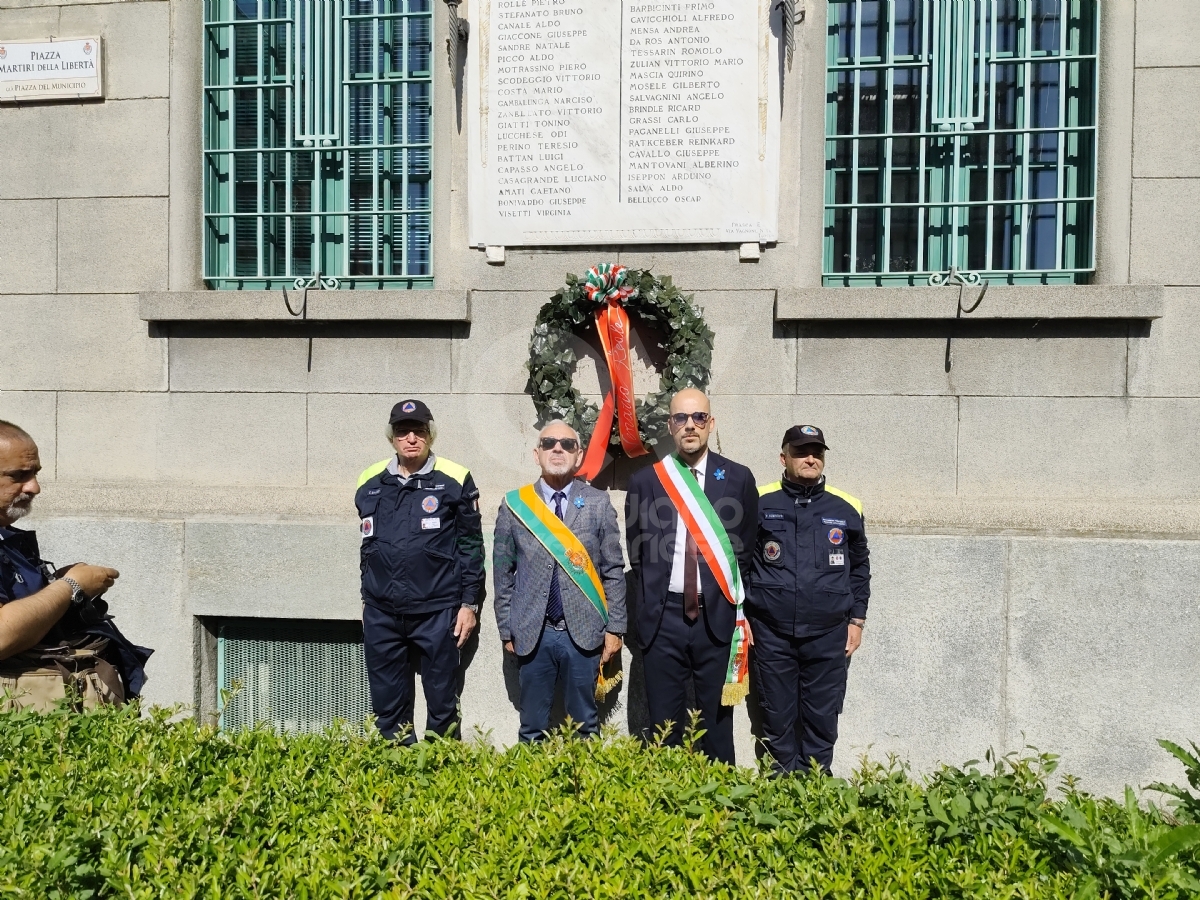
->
xmin=493 ymin=420 xmax=627 ymax=742
xmin=625 ymin=389 xmax=757 ymax=763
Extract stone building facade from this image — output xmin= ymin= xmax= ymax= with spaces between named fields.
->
xmin=1 ymin=0 xmax=1197 ymax=795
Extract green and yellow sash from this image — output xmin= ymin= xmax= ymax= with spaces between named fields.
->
xmin=504 ymin=485 xmax=608 ymax=624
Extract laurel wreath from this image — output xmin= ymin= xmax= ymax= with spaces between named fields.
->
xmin=525 ymin=269 xmax=715 ymax=451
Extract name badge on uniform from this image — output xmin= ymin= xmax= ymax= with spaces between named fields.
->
xmin=829 ymin=551 xmax=845 ymax=566
xmin=361 ymin=516 xmax=375 ymax=538
xmin=421 ymin=517 xmax=441 ymax=530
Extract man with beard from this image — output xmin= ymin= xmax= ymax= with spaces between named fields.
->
xmin=0 ymin=420 xmax=147 ymax=709
xmin=624 ymin=389 xmax=758 ymax=764
xmin=493 ymin=420 xmax=626 ymax=741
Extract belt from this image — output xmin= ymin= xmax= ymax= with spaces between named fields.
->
xmin=545 ymin=617 xmax=568 ymax=632
xmin=665 ymin=591 xmax=704 ymax=608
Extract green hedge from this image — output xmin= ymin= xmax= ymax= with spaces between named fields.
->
xmin=2 ymin=707 xmax=1199 ymax=899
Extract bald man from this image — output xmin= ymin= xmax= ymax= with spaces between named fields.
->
xmin=0 ymin=421 xmax=120 ymax=663
xmin=0 ymin=420 xmax=153 ymax=712
xmin=624 ymin=390 xmax=758 ymax=763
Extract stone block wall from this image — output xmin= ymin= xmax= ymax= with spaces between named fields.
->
xmin=1 ymin=0 xmax=1198 ymax=795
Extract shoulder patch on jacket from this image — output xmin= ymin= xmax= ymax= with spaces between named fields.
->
xmin=357 ymin=458 xmax=390 ymax=490
xmin=825 ymin=484 xmax=863 ymax=516
xmin=433 ymin=456 xmax=470 ymax=486
xmin=757 ymin=481 xmax=782 ymax=497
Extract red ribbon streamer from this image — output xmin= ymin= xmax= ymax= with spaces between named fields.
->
xmin=578 ymin=298 xmax=648 ymax=480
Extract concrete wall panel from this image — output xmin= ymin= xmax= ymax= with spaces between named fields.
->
xmin=0 ymin=98 xmax=169 ymax=200
xmin=59 ymin=1 xmax=171 ymax=100
xmin=959 ymin=397 xmax=1200 ymax=499
xmin=0 ymin=295 xmax=165 ymax=391
xmin=56 ymin=392 xmax=307 ymax=485
xmin=1128 ymin=288 xmax=1200 ymax=397
xmin=0 ymin=7 xmax=59 ymax=39
xmin=703 ymin=291 xmax=796 ymax=395
xmin=796 ymin=324 xmax=1129 ymax=397
xmin=58 ymin=197 xmax=168 ymax=293
xmin=1133 ymin=68 xmax=1200 ymax=179
xmin=1130 ymin=179 xmax=1200 ymax=285
xmin=0 ymin=390 xmax=57 ymax=479
xmin=838 ymin=535 xmax=1008 ymax=775
xmin=168 ymin=326 xmax=455 ymax=394
xmin=1135 ymin=0 xmax=1200 ymax=68
xmin=1006 ymin=537 xmax=1200 ymax=796
xmin=31 ymin=517 xmax=189 ymax=712
xmin=186 ymin=522 xmax=361 ymax=620
xmin=0 ymin=200 xmax=57 ymax=293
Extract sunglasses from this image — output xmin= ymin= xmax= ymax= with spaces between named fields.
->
xmin=539 ymin=437 xmax=580 ymax=452
xmin=393 ymin=425 xmax=429 ymax=439
xmin=668 ymin=411 xmax=711 ymax=429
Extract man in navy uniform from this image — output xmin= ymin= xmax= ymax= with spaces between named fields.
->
xmin=749 ymin=425 xmax=871 ymax=775
xmin=624 ymin=389 xmax=758 ymax=764
xmin=355 ymin=400 xmax=485 ymax=742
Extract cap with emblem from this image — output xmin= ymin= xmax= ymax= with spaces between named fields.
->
xmin=782 ymin=424 xmax=828 ymax=449
xmin=389 ymin=399 xmax=433 ymax=424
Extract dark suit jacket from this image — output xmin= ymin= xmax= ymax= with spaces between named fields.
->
xmin=624 ymin=451 xmax=758 ymax=648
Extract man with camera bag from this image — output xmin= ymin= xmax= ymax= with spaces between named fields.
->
xmin=0 ymin=420 xmax=152 ymax=711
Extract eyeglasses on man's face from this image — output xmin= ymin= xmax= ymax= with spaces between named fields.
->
xmin=539 ymin=437 xmax=580 ymax=452
xmin=668 ymin=411 xmax=711 ymax=430
xmin=393 ymin=426 xmax=429 ymax=439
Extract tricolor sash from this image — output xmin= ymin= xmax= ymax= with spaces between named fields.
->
xmin=652 ymin=456 xmax=751 ymax=706
xmin=504 ymin=485 xmax=609 ymax=624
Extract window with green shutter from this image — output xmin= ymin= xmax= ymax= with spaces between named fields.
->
xmin=824 ymin=0 xmax=1098 ymax=286
xmin=203 ymin=0 xmax=433 ymax=290
xmin=217 ymin=619 xmax=372 ymax=734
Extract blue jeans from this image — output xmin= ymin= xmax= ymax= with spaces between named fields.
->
xmin=517 ymin=624 xmax=602 ymax=742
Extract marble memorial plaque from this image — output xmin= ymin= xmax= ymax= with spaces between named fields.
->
xmin=467 ymin=1 xmax=781 ymax=247
xmin=0 ymin=37 xmax=103 ymax=103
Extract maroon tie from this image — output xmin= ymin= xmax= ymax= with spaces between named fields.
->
xmin=683 ymin=468 xmax=700 ymax=621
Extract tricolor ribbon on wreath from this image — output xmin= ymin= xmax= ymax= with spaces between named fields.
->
xmin=652 ymin=456 xmax=751 ymax=706
xmin=578 ymin=264 xmax=649 ymax=481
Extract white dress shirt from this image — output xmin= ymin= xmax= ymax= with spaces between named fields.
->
xmin=667 ymin=451 xmax=708 ymax=593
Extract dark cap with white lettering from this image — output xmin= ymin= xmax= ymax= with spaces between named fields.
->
xmin=389 ymin=399 xmax=433 ymax=424
xmin=782 ymin=424 xmax=828 ymax=450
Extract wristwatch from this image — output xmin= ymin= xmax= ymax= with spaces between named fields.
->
xmin=849 ymin=618 xmax=866 ymax=629
xmin=62 ymin=576 xmax=86 ymax=606
xmin=460 ymin=603 xmax=480 ymax=614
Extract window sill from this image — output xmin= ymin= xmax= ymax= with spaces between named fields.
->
xmin=774 ymin=285 xmax=1163 ymax=320
xmin=138 ymin=290 xmax=471 ymax=323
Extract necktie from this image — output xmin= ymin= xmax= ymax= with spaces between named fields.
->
xmin=683 ymin=468 xmax=700 ymax=622
xmin=546 ymin=491 xmax=566 ymax=622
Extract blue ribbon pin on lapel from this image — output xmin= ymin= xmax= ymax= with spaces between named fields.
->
xmin=573 ymin=496 xmax=586 ymax=508
xmin=714 ymin=468 xmax=726 ymax=481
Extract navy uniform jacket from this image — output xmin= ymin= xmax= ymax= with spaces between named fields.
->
xmin=355 ymin=455 xmax=485 ymax=614
xmin=0 ymin=526 xmax=153 ymax=693
xmin=624 ymin=451 xmax=758 ymax=648
xmin=746 ymin=477 xmax=870 ymax=638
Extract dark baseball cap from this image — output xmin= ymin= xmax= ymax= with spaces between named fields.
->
xmin=782 ymin=424 xmax=828 ymax=449
xmin=389 ymin=399 xmax=433 ymax=424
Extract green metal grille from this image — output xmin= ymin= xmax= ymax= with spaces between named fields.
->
xmin=203 ymin=0 xmax=433 ymax=290
xmin=824 ymin=0 xmax=1098 ymax=286
xmin=217 ymin=618 xmax=371 ymax=734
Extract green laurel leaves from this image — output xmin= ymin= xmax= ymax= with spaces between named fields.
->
xmin=525 ymin=269 xmax=715 ymax=452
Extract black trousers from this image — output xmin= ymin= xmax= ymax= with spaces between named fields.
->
xmin=362 ymin=604 xmax=460 ymax=743
xmin=642 ymin=593 xmax=735 ymax=764
xmin=750 ymin=617 xmax=849 ymax=775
